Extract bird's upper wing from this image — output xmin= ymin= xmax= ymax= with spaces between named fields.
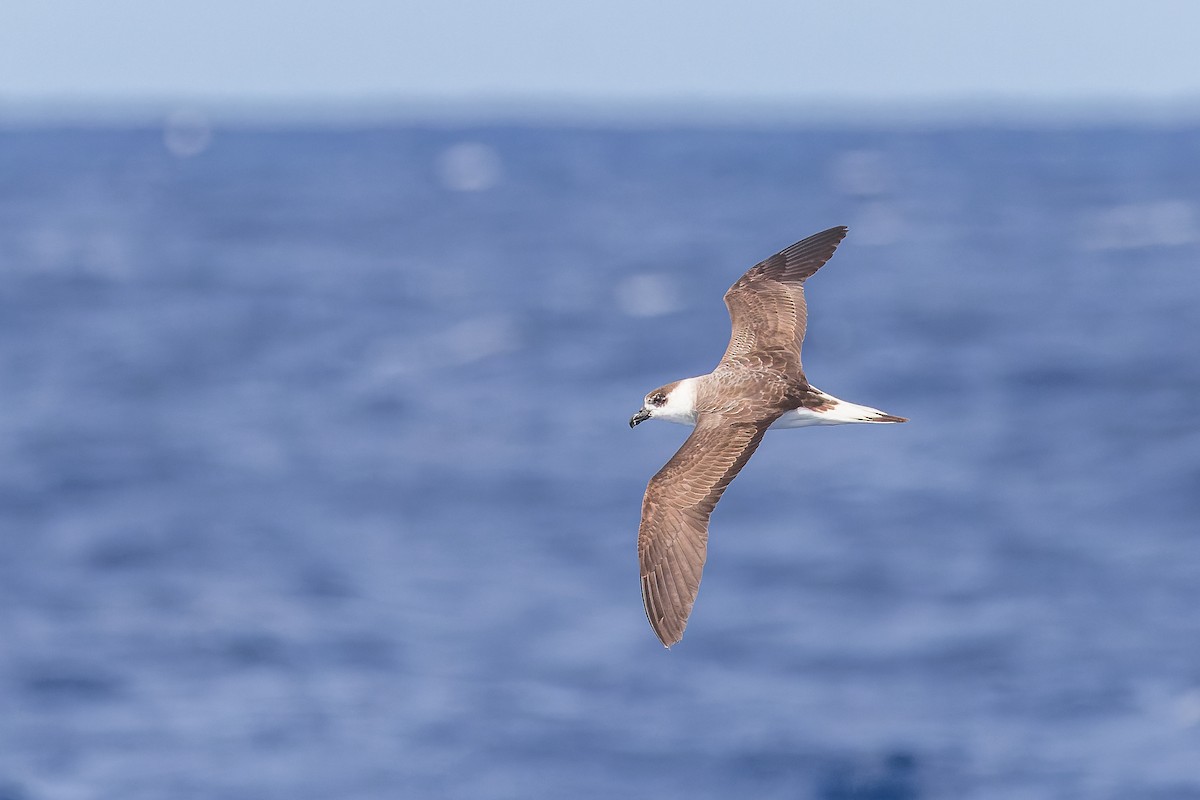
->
xmin=638 ymin=412 xmax=778 ymax=647
xmin=719 ymin=226 xmax=848 ymax=375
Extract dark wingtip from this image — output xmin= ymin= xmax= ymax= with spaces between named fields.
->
xmin=648 ymin=611 xmax=685 ymax=648
xmin=752 ymin=225 xmax=853 ymax=284
xmin=656 ymin=629 xmax=681 ymax=649
xmin=819 ymin=224 xmax=849 ymax=242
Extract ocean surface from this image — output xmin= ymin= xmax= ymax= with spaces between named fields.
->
xmin=1 ymin=121 xmax=1199 ymax=799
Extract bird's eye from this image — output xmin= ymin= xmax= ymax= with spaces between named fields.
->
xmin=650 ymin=393 xmax=666 ymax=406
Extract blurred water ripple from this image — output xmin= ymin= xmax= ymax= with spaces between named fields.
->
xmin=1 ymin=123 xmax=1198 ymax=799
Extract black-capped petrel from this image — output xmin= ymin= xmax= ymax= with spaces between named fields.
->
xmin=629 ymin=226 xmax=906 ymax=647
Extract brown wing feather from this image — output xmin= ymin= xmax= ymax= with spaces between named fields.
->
xmin=638 ymin=413 xmax=777 ymax=647
xmin=720 ymin=226 xmax=848 ymax=374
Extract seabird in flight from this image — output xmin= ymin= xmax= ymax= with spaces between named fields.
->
xmin=629 ymin=226 xmax=906 ymax=647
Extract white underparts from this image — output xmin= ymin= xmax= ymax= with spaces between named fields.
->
xmin=770 ymin=393 xmax=902 ymax=429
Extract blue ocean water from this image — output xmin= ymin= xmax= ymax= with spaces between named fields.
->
xmin=1 ymin=122 xmax=1199 ymax=799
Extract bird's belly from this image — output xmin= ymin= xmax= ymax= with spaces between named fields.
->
xmin=770 ymin=394 xmax=898 ymax=428
xmin=769 ymin=407 xmax=839 ymax=428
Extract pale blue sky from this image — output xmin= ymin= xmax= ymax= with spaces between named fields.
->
xmin=3 ymin=1 xmax=1199 ymax=112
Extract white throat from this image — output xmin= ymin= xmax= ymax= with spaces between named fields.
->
xmin=655 ymin=377 xmax=700 ymax=426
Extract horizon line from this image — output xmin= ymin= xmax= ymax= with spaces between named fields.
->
xmin=4 ymin=94 xmax=1200 ymax=129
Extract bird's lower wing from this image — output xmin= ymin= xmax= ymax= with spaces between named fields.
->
xmin=638 ymin=415 xmax=774 ymax=646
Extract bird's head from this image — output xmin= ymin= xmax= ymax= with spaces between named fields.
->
xmin=629 ymin=378 xmax=698 ymax=428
